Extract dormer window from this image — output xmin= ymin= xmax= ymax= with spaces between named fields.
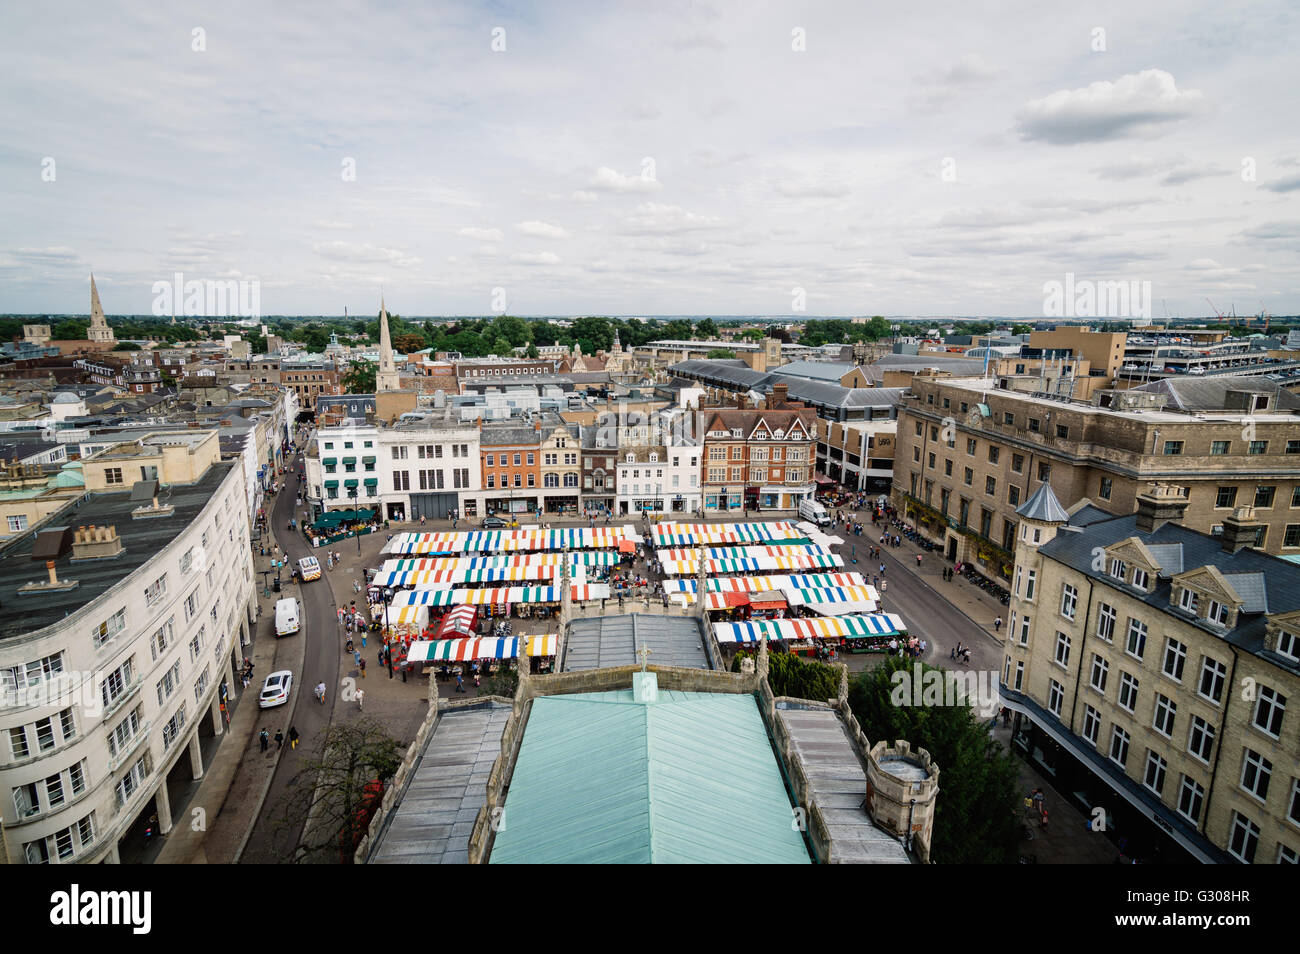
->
xmin=1207 ymin=600 xmax=1231 ymax=627
xmin=1132 ymin=568 xmax=1149 ymax=590
xmin=1179 ymin=588 xmax=1199 ymax=614
xmin=1109 ymin=558 xmax=1126 ymax=580
xmin=625 ymin=453 xmax=634 ymax=463
xmin=1276 ymin=629 xmax=1298 ymax=662
xmin=731 ymin=428 xmax=743 ymax=438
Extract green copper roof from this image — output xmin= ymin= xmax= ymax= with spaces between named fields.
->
xmin=490 ymin=688 xmax=810 ymax=864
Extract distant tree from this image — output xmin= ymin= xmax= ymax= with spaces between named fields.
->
xmin=491 ymin=336 xmax=514 ymax=357
xmin=663 ymin=319 xmax=694 ymax=340
xmin=490 ymin=315 xmax=532 ymax=348
xmin=525 ymin=343 xmax=540 ymax=359
xmin=393 ymin=332 xmax=426 ymax=354
xmin=706 ymin=348 xmax=736 ymax=359
xmin=532 ymin=321 xmax=560 ymax=347
xmin=52 ymin=320 xmax=88 ymax=340
xmin=848 ymin=656 xmax=1020 ymax=864
xmin=341 ymin=360 xmax=376 ymax=394
xmin=769 ymin=327 xmax=792 ymax=343
xmin=1011 ymin=323 xmax=1033 ymax=336
xmin=730 ymin=648 xmax=840 ymax=701
xmin=694 ymin=317 xmax=719 ymax=340
xmin=248 ymin=333 xmax=268 ymax=355
xmin=739 ymin=328 xmax=765 ymax=342
xmin=112 ymin=342 xmax=142 ymax=351
xmin=301 ymin=327 xmax=330 ymax=352
xmin=572 ymin=316 xmax=613 ymax=354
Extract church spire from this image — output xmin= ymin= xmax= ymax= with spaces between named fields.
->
xmin=87 ymin=273 xmax=115 ymax=345
xmin=375 ymin=293 xmax=400 ymax=392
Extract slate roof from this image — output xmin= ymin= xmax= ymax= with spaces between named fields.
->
xmin=563 ymin=614 xmax=712 ymax=671
xmin=1133 ymin=376 xmax=1300 ymax=412
xmin=1039 ymin=512 xmax=1300 ymax=674
xmin=1015 ymin=482 xmax=1070 ymax=523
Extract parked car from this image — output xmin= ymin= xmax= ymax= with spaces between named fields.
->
xmin=259 ymin=671 xmax=293 ymax=709
xmin=481 ymin=516 xmax=508 ymax=529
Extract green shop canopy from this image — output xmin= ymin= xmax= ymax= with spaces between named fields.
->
xmin=324 ymin=479 xmax=339 ymax=488
xmin=344 ymin=478 xmax=359 ymax=487
xmin=322 ymin=457 xmax=337 ymax=466
xmin=342 ymin=457 xmax=357 ymax=464
xmin=362 ymin=456 xmax=377 ymax=464
xmin=364 ymin=477 xmax=378 ymax=486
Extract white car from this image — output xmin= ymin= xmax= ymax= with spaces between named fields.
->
xmin=298 ymin=556 xmax=321 ymax=582
xmin=259 ymin=671 xmax=293 ymax=709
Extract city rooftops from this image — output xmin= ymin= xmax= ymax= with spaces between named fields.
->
xmin=0 ymin=460 xmax=236 ymax=641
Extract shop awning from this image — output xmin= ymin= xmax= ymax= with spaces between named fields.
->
xmin=522 ymin=635 xmax=556 ymax=657
xmin=362 ymin=455 xmax=376 ymax=464
xmin=713 ymin=612 xmax=907 ymax=644
xmin=390 ymin=589 xmax=455 ymax=607
xmin=322 ymin=457 xmax=337 ymax=466
xmin=363 ymin=477 xmax=379 ymax=486
xmin=342 ymin=456 xmax=356 ymax=464
xmin=344 ymin=478 xmax=359 ymax=487
xmin=324 ymin=479 xmax=339 ymax=488
xmin=618 ymin=539 xmax=636 ymax=554
xmin=749 ymin=596 xmax=787 ymax=611
xmin=814 ymin=474 xmax=835 ymax=485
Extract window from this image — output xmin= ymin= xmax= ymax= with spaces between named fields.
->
xmin=2 ymin=652 xmax=65 ymax=693
xmin=966 ymin=438 xmax=976 ymax=456
xmin=1198 ymin=657 xmax=1226 ymax=704
xmin=1089 ymin=654 xmax=1109 ymax=694
xmin=1013 ymin=661 xmax=1024 ymax=691
xmin=1248 ymin=440 xmax=1268 ymax=456
xmin=144 ymin=574 xmax=167 ymax=607
xmin=1097 ymin=603 xmax=1116 ymax=642
xmin=1125 ymin=619 xmax=1147 ymax=659
xmin=6 ymin=514 xmax=28 ymax=532
xmin=1056 ymin=424 xmax=1069 ymax=440
xmin=1177 ymin=776 xmax=1205 ymax=824
xmin=94 ymin=609 xmax=127 ymax=649
xmin=1131 ymin=567 xmax=1149 ymax=590
xmin=1153 ymin=693 xmax=1177 ymax=737
xmin=1082 ymin=705 xmax=1101 ymax=745
xmin=1008 ymin=485 xmax=1020 ymax=506
xmin=944 ymin=459 xmax=953 ymax=477
xmin=9 ymin=726 xmax=29 ymax=760
xmin=1048 ymin=680 xmax=1063 ymax=717
xmin=1109 ymin=726 xmax=1130 ymax=768
xmin=60 ymin=708 xmax=75 ymax=742
xmin=183 ymin=590 xmax=199 ymax=622
xmin=1018 ymin=614 xmax=1030 ymax=646
xmin=1024 ymin=570 xmax=1036 ymax=601
xmin=1162 ymin=638 xmax=1186 ymax=681
xmin=1210 ymin=440 xmax=1230 ymax=456
xmin=1188 ymin=715 xmax=1215 ymax=763
xmin=1144 ymin=751 xmax=1167 ymax=796
xmin=115 ymin=753 xmax=152 ymax=810
xmin=1255 ymin=485 xmax=1276 ymax=509
xmin=985 ymin=476 xmax=996 ymax=495
xmin=1118 ymin=672 xmax=1139 ymax=712
xmin=1060 ymin=584 xmax=1077 ymax=620
xmin=513 ymin=453 xmax=521 ymax=466
xmin=988 ymin=446 xmax=1000 ymax=464
xmin=155 ymin=660 xmax=182 ymax=706
xmin=1011 ymin=453 xmax=1023 ymax=474
xmin=1241 ymin=749 xmax=1272 ymax=801
xmin=105 ymin=467 xmax=123 ymax=485
xmin=963 ymin=467 xmax=973 ymax=486
xmin=1028 ymin=418 xmax=1040 ymax=433
xmin=1286 ymin=525 xmax=1300 ymax=548
xmin=162 ymin=705 xmax=187 ymax=751
xmin=1228 ymin=813 xmax=1260 ymax=864
xmin=1162 ymin=440 xmax=1183 ymax=455
xmin=149 ymin=618 xmax=173 ymax=661
xmin=1054 ymin=632 xmax=1071 ymax=668
xmin=1037 ymin=462 xmax=1051 ymax=482
xmin=1290 ymin=779 xmax=1300 ymax=828
xmin=1206 ymin=600 xmax=1231 ymax=626
xmin=1095 ymin=476 xmax=1112 ymax=500
xmin=1253 ymin=686 xmax=1286 ymax=737
xmin=188 ymin=626 xmax=204 ymax=663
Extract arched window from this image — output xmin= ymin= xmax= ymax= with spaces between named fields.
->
xmin=564 ymin=473 xmax=578 ymax=488
xmin=544 ymin=473 xmax=558 ymax=488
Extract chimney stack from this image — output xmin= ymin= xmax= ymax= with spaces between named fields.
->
xmin=769 ymin=383 xmax=789 ymax=408
xmin=46 ymin=560 xmax=57 ymax=585
xmin=1220 ymin=506 xmax=1263 ymax=553
xmin=1135 ymin=483 xmax=1189 ymax=534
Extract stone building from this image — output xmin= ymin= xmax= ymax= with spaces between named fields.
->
xmin=700 ymin=399 xmax=817 ymax=513
xmin=892 ymin=375 xmax=1300 ymax=584
xmin=1000 ymin=482 xmax=1300 ymax=863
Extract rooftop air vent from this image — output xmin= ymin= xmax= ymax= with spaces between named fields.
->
xmin=19 ymin=560 xmax=79 ymax=595
xmin=130 ymin=479 xmax=174 ymax=519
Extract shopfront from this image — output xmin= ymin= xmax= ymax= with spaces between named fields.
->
xmin=706 ymin=488 xmax=743 ymax=511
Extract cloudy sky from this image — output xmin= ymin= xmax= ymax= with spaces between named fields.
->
xmin=2 ymin=1 xmax=1298 ymax=318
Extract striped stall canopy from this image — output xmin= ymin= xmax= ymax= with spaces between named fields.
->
xmin=387 ymin=526 xmax=637 ymax=556
xmin=426 ymin=637 xmax=517 ymax=661
xmin=522 ymin=635 xmax=557 ymax=656
xmin=390 ymin=589 xmax=455 ymax=607
xmin=662 ymin=572 xmax=868 ymax=595
xmin=713 ymin=613 xmax=907 ymax=644
xmin=657 ymin=543 xmax=833 ymax=561
xmin=650 ymin=521 xmax=799 ymax=547
xmin=659 ymin=553 xmax=843 ymax=576
xmin=783 ymin=585 xmax=880 ymax=606
xmin=373 ymin=564 xmax=558 ymax=587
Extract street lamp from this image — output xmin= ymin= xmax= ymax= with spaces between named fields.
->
xmin=349 ymin=486 xmax=361 ymax=554
xmin=382 ymin=586 xmax=395 ymax=679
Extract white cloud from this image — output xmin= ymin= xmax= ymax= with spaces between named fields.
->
xmin=1262 ymin=172 xmax=1300 ymax=193
xmin=619 ymin=203 xmax=722 ymax=235
xmin=313 ymin=242 xmax=421 ymax=268
xmin=571 ymin=190 xmax=599 ymax=203
xmin=458 ymin=227 xmax=504 ymax=242
xmin=515 ymin=220 xmax=572 ymax=239
xmin=589 ymin=166 xmax=663 ymax=193
xmin=511 ymin=252 xmax=563 ymax=265
xmin=1015 ymin=70 xmax=1203 ymax=144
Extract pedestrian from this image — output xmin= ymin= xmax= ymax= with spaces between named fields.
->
xmin=359 ymin=657 xmax=366 ymax=678
xmin=288 ymin=726 xmax=299 ymax=749
xmin=275 ymin=729 xmax=284 ymax=750
xmin=259 ymin=728 xmax=269 ymax=752
xmin=1032 ymin=788 xmax=1045 ymax=814
xmin=916 ymin=553 xmax=922 ymax=567
xmin=357 ymin=688 xmax=365 ymax=710
xmin=456 ymin=671 xmax=464 ymax=693
xmin=994 ymin=616 xmax=1003 ymax=633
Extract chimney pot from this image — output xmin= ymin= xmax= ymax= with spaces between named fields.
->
xmin=46 ymin=560 xmax=57 ymax=584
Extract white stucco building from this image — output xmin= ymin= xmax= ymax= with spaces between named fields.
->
xmin=0 ymin=431 xmax=256 ymax=864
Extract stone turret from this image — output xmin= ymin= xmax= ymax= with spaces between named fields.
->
xmin=866 ymin=740 xmax=940 ymax=863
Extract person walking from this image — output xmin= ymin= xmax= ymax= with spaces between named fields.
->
xmin=455 ymin=671 xmax=464 ymax=693
xmin=288 ymin=726 xmax=299 ymax=750
xmin=259 ymin=728 xmax=269 ymax=752
xmin=994 ymin=616 xmax=1003 ymax=633
xmin=275 ymin=729 xmax=284 ymax=750
xmin=356 ymin=688 xmax=365 ymax=710
xmin=916 ymin=553 xmax=923 ymax=567
xmin=359 ymin=657 xmax=366 ymax=679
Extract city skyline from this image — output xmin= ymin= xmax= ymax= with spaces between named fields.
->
xmin=3 ymin=3 xmax=1299 ymax=317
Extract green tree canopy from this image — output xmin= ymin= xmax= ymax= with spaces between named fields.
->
xmin=341 ymin=359 xmax=376 ymax=394
xmin=571 ymin=316 xmax=613 ymax=355
xmin=706 ymin=348 xmax=736 ymax=359
xmin=694 ymin=317 xmax=719 ymax=340
xmin=663 ymin=318 xmax=694 ymax=340
xmin=848 ymin=656 xmax=1020 ymax=863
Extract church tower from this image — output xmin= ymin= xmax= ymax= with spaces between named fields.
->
xmin=87 ymin=274 xmax=116 ymax=345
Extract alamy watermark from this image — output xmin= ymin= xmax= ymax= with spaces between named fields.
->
xmin=152 ymin=272 xmax=260 ymax=318
xmin=890 ymin=664 xmax=1002 ymax=718
xmin=1042 ymin=272 xmax=1152 ymax=319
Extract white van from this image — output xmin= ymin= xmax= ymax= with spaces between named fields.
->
xmin=275 ymin=598 xmax=300 ymax=637
xmin=798 ymin=498 xmax=831 ymax=527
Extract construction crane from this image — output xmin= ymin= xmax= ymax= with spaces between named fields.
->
xmin=1258 ymin=302 xmax=1270 ymax=335
xmin=1205 ymin=298 xmax=1225 ymax=320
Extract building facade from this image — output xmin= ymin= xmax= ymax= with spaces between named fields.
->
xmin=0 ymin=432 xmax=256 ymax=864
xmin=700 ymin=406 xmax=816 ymax=513
xmin=1001 ymin=483 xmax=1300 ymax=864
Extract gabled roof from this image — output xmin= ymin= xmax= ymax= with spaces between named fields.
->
xmin=1015 ymin=482 xmax=1069 ymax=523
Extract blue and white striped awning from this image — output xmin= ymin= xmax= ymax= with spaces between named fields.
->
xmin=713 ymin=613 xmax=906 ymax=644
